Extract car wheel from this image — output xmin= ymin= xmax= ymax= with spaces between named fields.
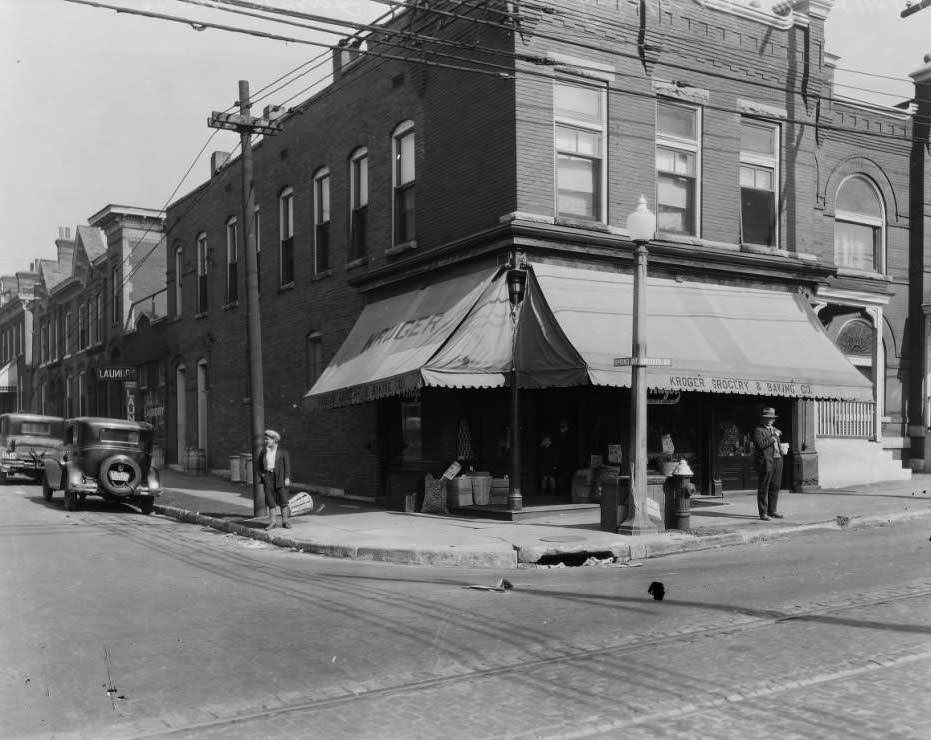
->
xmin=42 ymin=475 xmax=54 ymax=501
xmin=138 ymin=497 xmax=155 ymax=515
xmin=63 ymin=490 xmax=78 ymax=512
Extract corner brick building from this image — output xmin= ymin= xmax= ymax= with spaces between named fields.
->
xmin=162 ymin=0 xmax=928 ymax=507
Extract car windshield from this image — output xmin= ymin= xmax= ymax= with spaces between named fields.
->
xmin=19 ymin=422 xmax=52 ymax=436
xmin=98 ymin=428 xmax=140 ymax=445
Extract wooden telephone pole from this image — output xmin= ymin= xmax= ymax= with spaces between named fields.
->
xmin=208 ymin=81 xmax=282 ymax=517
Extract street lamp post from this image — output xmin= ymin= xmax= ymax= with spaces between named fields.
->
xmin=507 ymin=261 xmax=527 ymax=512
xmin=619 ymin=196 xmax=659 ymax=535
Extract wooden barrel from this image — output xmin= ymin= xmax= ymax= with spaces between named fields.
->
xmin=193 ymin=449 xmax=207 ymax=475
xmin=183 ymin=447 xmax=196 ymax=472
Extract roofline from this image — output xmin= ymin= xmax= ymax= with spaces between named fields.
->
xmin=88 ymin=204 xmax=165 ymax=226
xmin=831 ymin=94 xmax=912 ymax=121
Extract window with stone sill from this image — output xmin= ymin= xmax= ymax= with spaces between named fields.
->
xmin=740 ymin=119 xmax=779 ymax=247
xmin=656 ymin=100 xmax=700 ymax=236
xmin=554 ymin=78 xmax=606 ymax=222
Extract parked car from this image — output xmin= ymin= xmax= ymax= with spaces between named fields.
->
xmin=42 ymin=417 xmax=161 ymax=513
xmin=0 ymin=413 xmax=66 ymax=483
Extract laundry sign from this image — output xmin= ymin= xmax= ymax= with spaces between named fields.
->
xmin=97 ymin=366 xmax=138 ymax=382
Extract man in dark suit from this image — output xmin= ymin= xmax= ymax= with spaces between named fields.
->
xmin=256 ymin=429 xmax=292 ymax=530
xmin=751 ymin=407 xmax=785 ymax=521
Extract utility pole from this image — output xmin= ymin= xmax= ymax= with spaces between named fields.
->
xmin=208 ymin=81 xmax=282 ymax=517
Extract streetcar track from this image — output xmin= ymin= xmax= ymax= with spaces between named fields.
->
xmin=117 ymin=579 xmax=931 ymax=740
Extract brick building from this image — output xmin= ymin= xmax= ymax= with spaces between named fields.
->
xmin=0 ymin=269 xmax=41 ymax=413
xmin=31 ymin=206 xmax=167 ymax=456
xmin=164 ymin=0 xmax=923 ymax=506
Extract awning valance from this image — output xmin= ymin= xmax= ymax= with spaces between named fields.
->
xmin=0 ymin=361 xmax=17 ymax=393
xmin=532 ymin=262 xmax=874 ymax=402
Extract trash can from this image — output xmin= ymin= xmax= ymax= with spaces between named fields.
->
xmin=599 ymin=474 xmax=629 ymax=532
xmin=229 ymin=455 xmax=241 ymax=482
xmin=240 ymin=453 xmax=253 ymax=485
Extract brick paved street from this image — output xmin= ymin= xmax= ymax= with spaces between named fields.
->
xmin=3 ymin=481 xmax=930 ymax=739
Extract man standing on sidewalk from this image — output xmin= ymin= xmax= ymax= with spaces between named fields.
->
xmin=256 ymin=429 xmax=292 ymax=529
xmin=751 ymin=407 xmax=785 ymax=522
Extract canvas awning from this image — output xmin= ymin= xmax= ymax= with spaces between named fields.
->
xmin=0 ymin=361 xmax=16 ymax=393
xmin=531 ymin=262 xmax=874 ymax=402
xmin=304 ymin=267 xmax=497 ymax=409
xmin=305 ymin=260 xmax=874 ymax=409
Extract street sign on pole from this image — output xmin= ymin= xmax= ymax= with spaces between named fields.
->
xmin=613 ymin=357 xmax=671 ymax=367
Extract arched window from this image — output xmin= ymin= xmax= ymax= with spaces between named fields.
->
xmin=834 ymin=176 xmax=885 ymax=273
xmin=349 ymin=147 xmax=368 ymax=261
xmin=313 ymin=167 xmax=331 ymax=275
xmin=226 ymin=216 xmax=238 ymax=304
xmin=279 ymin=187 xmax=295 ymax=286
xmin=392 ymin=121 xmax=415 ymax=245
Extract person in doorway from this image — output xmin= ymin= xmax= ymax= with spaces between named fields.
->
xmin=553 ymin=418 xmax=574 ymax=496
xmin=256 ymin=429 xmax=292 ymax=529
xmin=751 ymin=407 xmax=785 ymax=521
xmin=538 ymin=434 xmax=557 ymax=496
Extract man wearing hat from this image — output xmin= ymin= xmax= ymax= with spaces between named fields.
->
xmin=255 ymin=429 xmax=292 ymax=529
xmin=751 ymin=407 xmax=785 ymax=521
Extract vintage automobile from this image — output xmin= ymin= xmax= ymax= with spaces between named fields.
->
xmin=0 ymin=413 xmax=66 ymax=483
xmin=42 ymin=417 xmax=161 ymax=513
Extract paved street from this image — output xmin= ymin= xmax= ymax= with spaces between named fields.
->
xmin=2 ymin=477 xmax=930 ymax=739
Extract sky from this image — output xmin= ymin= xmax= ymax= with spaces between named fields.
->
xmin=1 ymin=0 xmax=929 ymax=275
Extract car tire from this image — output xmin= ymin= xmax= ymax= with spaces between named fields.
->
xmin=138 ymin=497 xmax=155 ymax=515
xmin=42 ymin=475 xmax=54 ymax=501
xmin=63 ymin=490 xmax=78 ymax=512
xmin=98 ymin=455 xmax=142 ymax=496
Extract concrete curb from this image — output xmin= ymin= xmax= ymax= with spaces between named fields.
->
xmin=154 ymin=505 xmax=518 ymax=568
xmin=155 ymin=502 xmax=931 ymax=568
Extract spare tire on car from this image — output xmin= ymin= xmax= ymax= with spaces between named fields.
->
xmin=99 ymin=455 xmax=142 ymax=496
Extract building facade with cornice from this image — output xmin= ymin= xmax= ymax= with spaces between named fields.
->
xmin=163 ymin=0 xmax=921 ymax=510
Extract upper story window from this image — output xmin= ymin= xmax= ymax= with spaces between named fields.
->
xmin=314 ymin=167 xmax=331 ymax=275
xmin=196 ymin=232 xmax=208 ymax=314
xmin=79 ymin=303 xmax=88 ymax=349
xmin=279 ymin=187 xmax=295 ymax=286
xmin=740 ymin=119 xmax=779 ymax=247
xmin=53 ymin=313 xmax=60 ymax=361
xmin=111 ymin=264 xmax=121 ymax=325
xmin=78 ymin=371 xmax=86 ymax=416
xmin=40 ymin=321 xmax=48 ymax=364
xmin=835 ymin=175 xmax=885 ymax=273
xmin=554 ymin=79 xmax=606 ymax=222
xmin=95 ymin=292 xmax=104 ymax=344
xmin=174 ymin=245 xmax=183 ymax=317
xmin=393 ymin=122 xmax=416 ymax=245
xmin=656 ymin=100 xmax=700 ymax=236
xmin=64 ymin=310 xmax=72 ymax=356
xmin=349 ymin=148 xmax=368 ymax=261
xmin=226 ymin=216 xmax=239 ymax=304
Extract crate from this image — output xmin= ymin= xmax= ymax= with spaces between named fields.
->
xmin=446 ymin=477 xmax=473 ymax=507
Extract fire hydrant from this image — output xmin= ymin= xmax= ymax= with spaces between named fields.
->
xmin=662 ymin=459 xmax=695 ymax=530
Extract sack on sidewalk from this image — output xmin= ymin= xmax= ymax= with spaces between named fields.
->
xmin=287 ymin=491 xmax=315 ymax=516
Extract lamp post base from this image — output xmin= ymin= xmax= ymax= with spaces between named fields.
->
xmin=617 ymin=519 xmax=658 ymax=536
xmin=507 ymin=489 xmax=523 ymax=512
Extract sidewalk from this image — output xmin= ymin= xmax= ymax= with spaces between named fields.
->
xmin=154 ymin=468 xmax=931 ymax=569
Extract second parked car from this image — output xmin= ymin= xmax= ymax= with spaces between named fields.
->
xmin=42 ymin=417 xmax=161 ymax=513
xmin=0 ymin=413 xmax=65 ymax=483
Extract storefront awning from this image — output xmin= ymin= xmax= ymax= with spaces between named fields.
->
xmin=532 ymin=262 xmax=874 ymax=402
xmin=0 ymin=361 xmax=16 ymax=393
xmin=304 ymin=267 xmax=496 ymax=409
